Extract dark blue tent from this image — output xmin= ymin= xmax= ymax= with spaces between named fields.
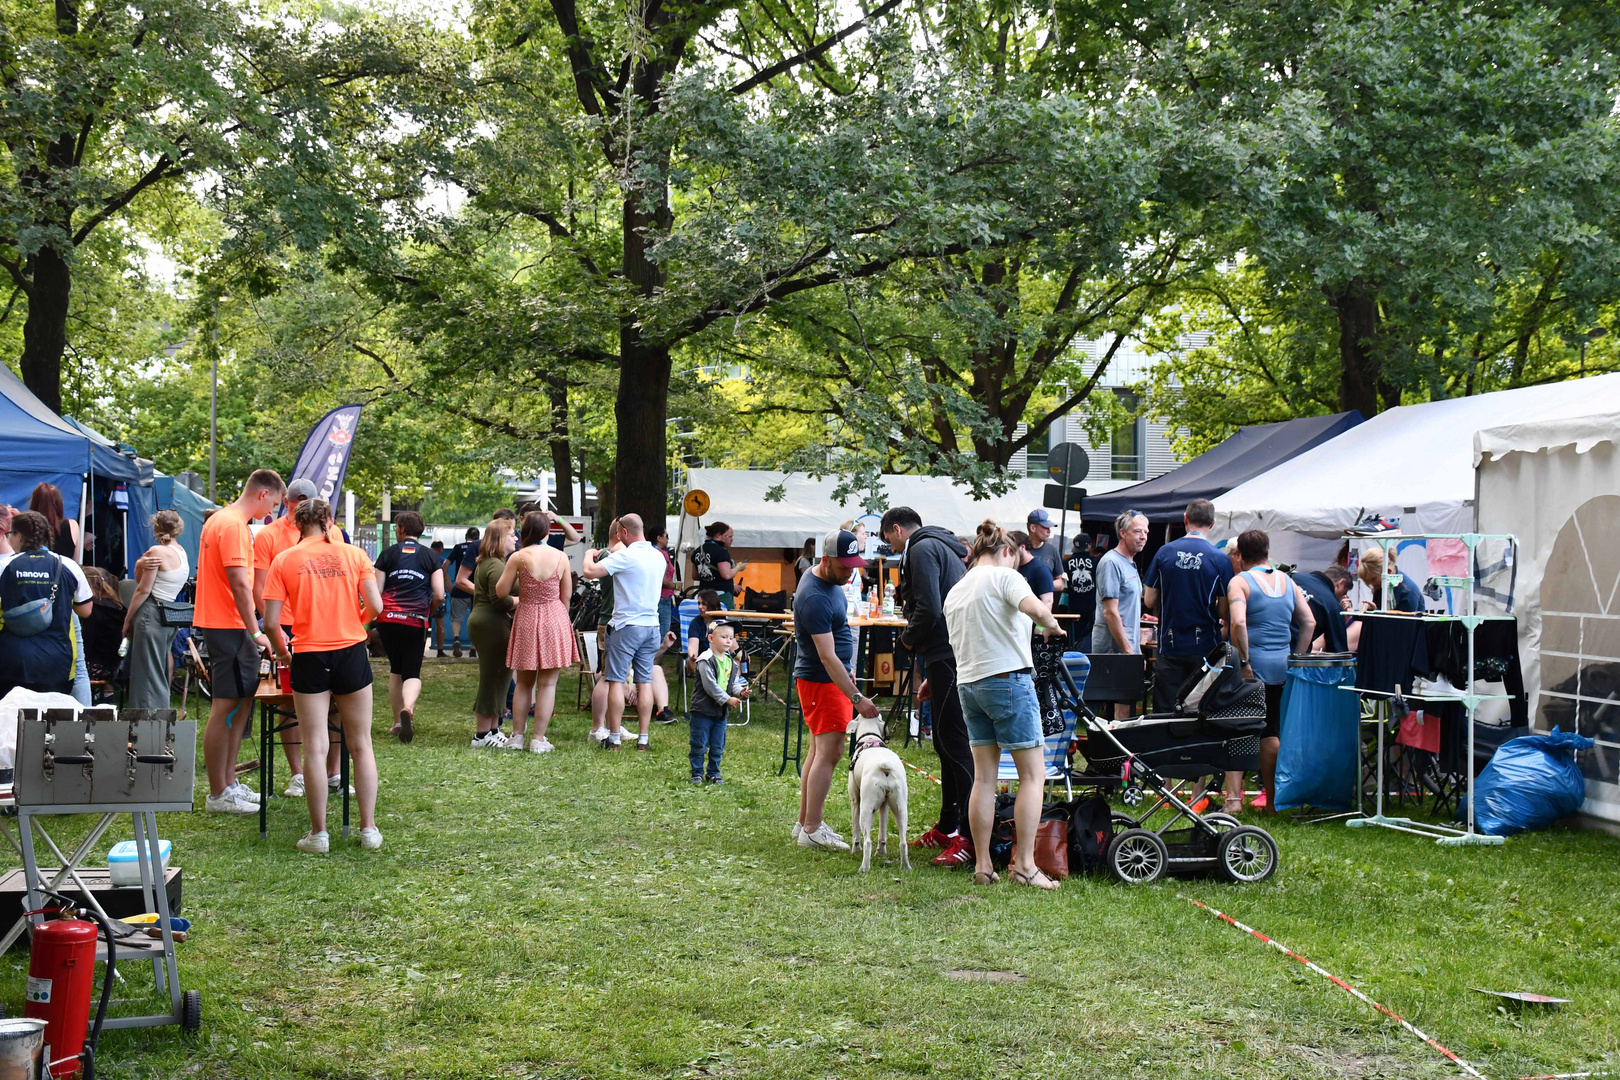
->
xmin=1083 ymin=411 xmax=1365 ymax=525
xmin=153 ymin=475 xmax=214 ymax=570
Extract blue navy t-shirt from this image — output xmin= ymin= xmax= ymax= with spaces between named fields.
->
xmin=1144 ymin=534 xmax=1233 ymax=658
xmin=1390 ymin=573 xmax=1423 ymax=613
xmin=1018 ymin=556 xmax=1055 ymax=599
xmin=793 ymin=569 xmax=854 ymax=683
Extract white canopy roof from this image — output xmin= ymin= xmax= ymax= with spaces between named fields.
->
xmin=680 ymin=467 xmax=1137 ymax=549
xmin=1215 ymin=373 xmax=1620 ymax=540
xmin=1474 ymin=382 xmax=1620 ymax=464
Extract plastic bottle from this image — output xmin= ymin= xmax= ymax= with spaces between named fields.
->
xmin=118 ymin=637 xmax=130 ymax=658
xmin=881 ymin=586 xmax=895 ymax=618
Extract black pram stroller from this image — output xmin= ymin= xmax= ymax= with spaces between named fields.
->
xmin=1056 ymin=647 xmax=1279 ymax=885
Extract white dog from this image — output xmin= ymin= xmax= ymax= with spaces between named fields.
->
xmin=846 ymin=716 xmax=910 ymax=872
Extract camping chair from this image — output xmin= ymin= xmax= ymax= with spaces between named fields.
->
xmin=997 ymin=653 xmax=1090 ymax=799
xmin=675 ymin=598 xmax=701 ymax=716
xmin=575 ymin=629 xmax=600 ymax=709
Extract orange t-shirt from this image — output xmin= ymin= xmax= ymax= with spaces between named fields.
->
xmin=195 ymin=506 xmax=255 ymax=630
xmin=254 ymin=514 xmax=344 ymax=574
xmin=263 ymin=537 xmax=375 ymax=652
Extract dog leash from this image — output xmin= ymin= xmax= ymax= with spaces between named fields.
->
xmin=1182 ymin=897 xmax=1490 ymax=1080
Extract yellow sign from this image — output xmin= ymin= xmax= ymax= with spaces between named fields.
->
xmin=683 ymin=489 xmax=710 ymax=516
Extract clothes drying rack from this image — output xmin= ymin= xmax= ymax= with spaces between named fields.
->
xmin=1342 ymin=531 xmax=1515 ymax=846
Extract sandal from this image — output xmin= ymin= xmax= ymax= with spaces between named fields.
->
xmin=973 ymin=870 xmax=1000 ymax=886
xmin=1010 ymin=867 xmax=1061 ymax=891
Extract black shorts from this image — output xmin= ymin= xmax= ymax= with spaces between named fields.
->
xmin=200 ymin=627 xmax=261 ymax=699
xmin=1263 ymin=680 xmax=1285 ymax=740
xmin=375 ymin=622 xmax=426 ymax=680
xmin=290 ymin=642 xmax=374 ymax=696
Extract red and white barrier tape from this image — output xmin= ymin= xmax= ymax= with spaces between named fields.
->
xmin=900 ymin=759 xmax=942 ymax=786
xmin=1183 ymin=897 xmax=1490 ymax=1080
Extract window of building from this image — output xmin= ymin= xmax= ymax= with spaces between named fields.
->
xmin=1111 ymin=390 xmax=1142 ymax=480
xmin=1025 ymin=426 xmax=1050 ymax=478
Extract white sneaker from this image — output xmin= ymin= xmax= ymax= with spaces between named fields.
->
xmin=283 ymin=774 xmax=306 ymax=798
xmin=296 ymin=831 xmax=330 ymax=854
xmin=327 ymin=776 xmax=355 ymax=794
xmin=358 ymin=827 xmax=383 ymax=851
xmin=504 ymin=733 xmax=527 ymax=750
xmin=792 ymin=823 xmax=804 ymax=842
xmin=204 ymin=790 xmax=258 ymax=815
xmin=226 ymin=782 xmax=261 ymax=803
xmin=471 ymin=730 xmax=506 ymax=749
xmin=589 ymin=727 xmax=608 ymax=744
xmin=529 ymin=738 xmax=553 ymax=754
xmin=797 ymin=823 xmax=851 ymax=852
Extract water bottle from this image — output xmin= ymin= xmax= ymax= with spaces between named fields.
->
xmin=881 ymin=587 xmax=894 ymax=618
xmin=118 ymin=637 xmax=130 ymax=658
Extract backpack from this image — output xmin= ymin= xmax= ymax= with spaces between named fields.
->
xmin=0 ymin=552 xmax=62 ymax=638
xmin=1066 ymin=795 xmax=1115 ymax=875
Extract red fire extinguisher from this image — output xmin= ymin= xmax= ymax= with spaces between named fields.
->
xmin=26 ymin=918 xmax=98 ymax=1078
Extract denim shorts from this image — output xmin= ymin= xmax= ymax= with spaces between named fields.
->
xmin=957 ymin=672 xmax=1043 ymax=751
xmin=604 ymin=623 xmax=659 ymax=684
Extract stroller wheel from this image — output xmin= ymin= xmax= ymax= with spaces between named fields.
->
xmin=1217 ymin=826 xmax=1279 ymax=884
xmin=1107 ymin=829 xmax=1168 ymax=885
xmin=1202 ymin=812 xmax=1241 ymax=832
xmin=1110 ymin=813 xmax=1139 ymax=832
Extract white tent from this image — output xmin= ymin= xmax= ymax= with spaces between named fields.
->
xmin=1475 ymin=384 xmax=1620 ymax=828
xmin=678 ymin=467 xmax=1137 ymax=550
xmin=1213 ymin=374 xmax=1620 ymax=573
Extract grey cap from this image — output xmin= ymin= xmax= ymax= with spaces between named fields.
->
xmin=286 ymin=478 xmax=319 ymax=502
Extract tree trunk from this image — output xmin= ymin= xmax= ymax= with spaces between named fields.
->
xmin=613 ymin=176 xmax=673 ymax=538
xmin=19 ymin=247 xmax=70 ymax=413
xmin=546 ymin=370 xmax=574 ymax=515
xmin=1329 ymin=280 xmax=1381 ymax=416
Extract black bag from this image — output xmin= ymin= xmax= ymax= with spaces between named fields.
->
xmin=1066 ymin=794 xmax=1115 ymax=875
xmin=988 ymin=794 xmax=1018 ymax=868
xmin=156 ymin=600 xmax=194 ymax=628
xmin=743 ymin=588 xmax=787 ymax=613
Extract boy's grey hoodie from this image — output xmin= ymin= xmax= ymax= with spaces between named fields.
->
xmin=692 ymin=648 xmax=745 ymax=717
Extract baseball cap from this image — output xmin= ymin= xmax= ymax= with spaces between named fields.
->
xmin=1027 ymin=508 xmax=1053 ymax=528
xmin=286 ymin=478 xmax=318 ymax=502
xmin=824 ymin=528 xmax=866 ymax=568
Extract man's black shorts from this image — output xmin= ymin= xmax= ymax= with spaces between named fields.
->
xmin=200 ymin=627 xmax=261 ymax=699
xmin=290 ymin=642 xmax=374 ymax=696
xmin=375 ymin=623 xmax=426 ymax=681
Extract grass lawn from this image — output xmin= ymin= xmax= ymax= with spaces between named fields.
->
xmin=4 ymin=656 xmax=1618 ymax=1079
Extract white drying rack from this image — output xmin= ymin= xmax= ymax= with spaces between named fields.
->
xmin=1341 ymin=531 xmax=1515 ymax=846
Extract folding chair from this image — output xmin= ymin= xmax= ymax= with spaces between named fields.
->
xmin=997 ymin=654 xmax=1090 ymax=799
xmin=1080 ymin=653 xmax=1146 ymax=716
xmin=575 ymin=629 xmax=600 ymax=709
xmin=675 ymin=598 xmax=701 ymax=716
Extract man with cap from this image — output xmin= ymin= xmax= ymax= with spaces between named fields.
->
xmin=1024 ymin=509 xmax=1068 ymax=594
xmin=254 ymin=476 xmax=345 ymax=797
xmin=792 ymin=527 xmax=881 ymax=852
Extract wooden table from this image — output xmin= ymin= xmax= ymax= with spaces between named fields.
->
xmin=256 ymin=678 xmax=349 ymax=840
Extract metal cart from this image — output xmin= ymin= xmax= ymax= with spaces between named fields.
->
xmin=9 ymin=708 xmax=201 ymax=1033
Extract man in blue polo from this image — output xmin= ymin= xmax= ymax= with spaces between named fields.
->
xmin=1143 ymin=499 xmax=1233 ymax=712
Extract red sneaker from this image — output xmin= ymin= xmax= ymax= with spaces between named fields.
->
xmin=1250 ymin=791 xmax=1268 ymax=810
xmin=1188 ymin=795 xmax=1211 ymax=815
xmin=909 ymin=826 xmax=950 ymax=849
xmin=932 ymin=834 xmax=974 ymax=868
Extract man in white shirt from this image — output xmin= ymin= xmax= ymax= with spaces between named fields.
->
xmin=582 ymin=513 xmax=669 ymax=750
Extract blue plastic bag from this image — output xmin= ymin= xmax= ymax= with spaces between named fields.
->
xmin=1473 ymin=727 xmax=1593 ymax=836
xmin=1275 ymin=662 xmax=1361 ymax=811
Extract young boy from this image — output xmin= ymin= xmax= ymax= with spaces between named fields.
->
xmin=686 ymin=589 xmax=724 ymax=671
xmin=690 ymin=621 xmax=748 ymax=785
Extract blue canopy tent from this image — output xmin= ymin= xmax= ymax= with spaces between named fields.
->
xmin=1082 ymin=411 xmax=1366 ymax=526
xmin=0 ymin=363 xmax=96 ymax=516
xmin=63 ymin=417 xmax=155 ymax=570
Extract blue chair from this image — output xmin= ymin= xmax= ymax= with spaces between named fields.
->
xmin=997 ymin=653 xmax=1091 ymax=799
xmin=676 ymin=599 xmax=702 ymax=715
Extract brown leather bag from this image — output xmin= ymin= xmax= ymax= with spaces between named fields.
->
xmin=1032 ymin=819 xmax=1070 ymax=879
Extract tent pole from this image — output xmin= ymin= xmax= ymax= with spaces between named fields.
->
xmin=78 ymin=477 xmax=88 ymax=563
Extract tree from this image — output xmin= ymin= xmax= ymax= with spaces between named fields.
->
xmin=0 ymin=0 xmax=457 ymax=410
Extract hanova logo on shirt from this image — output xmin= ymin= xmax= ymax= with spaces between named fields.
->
xmin=1175 ymin=550 xmax=1204 ymax=571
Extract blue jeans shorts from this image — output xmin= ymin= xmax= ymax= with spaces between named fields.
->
xmin=957 ymin=671 xmax=1043 ymax=751
xmin=604 ymin=623 xmax=659 ymax=684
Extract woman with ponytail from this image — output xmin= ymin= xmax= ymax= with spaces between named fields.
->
xmin=943 ymin=520 xmax=1066 ymax=890
xmin=263 ymin=499 xmax=385 ymax=854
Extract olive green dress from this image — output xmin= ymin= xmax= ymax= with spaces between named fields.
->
xmin=467 ymin=556 xmax=515 ymax=716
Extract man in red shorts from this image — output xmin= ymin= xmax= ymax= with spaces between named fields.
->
xmin=793 ymin=527 xmax=881 ymax=851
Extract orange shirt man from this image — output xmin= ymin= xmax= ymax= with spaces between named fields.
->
xmin=194 ymin=469 xmax=285 ymax=813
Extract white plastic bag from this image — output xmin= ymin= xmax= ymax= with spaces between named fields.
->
xmin=0 ymin=687 xmax=86 ymax=771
